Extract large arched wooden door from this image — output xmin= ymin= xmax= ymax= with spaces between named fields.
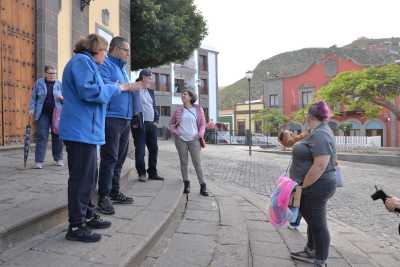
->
xmin=0 ymin=0 xmax=36 ymax=145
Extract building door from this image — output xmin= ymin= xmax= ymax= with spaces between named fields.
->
xmin=0 ymin=0 xmax=36 ymax=145
xmin=238 ymin=121 xmax=245 ymax=136
xmin=366 ymin=129 xmax=384 ymax=146
xmin=365 ymin=120 xmax=384 ymax=146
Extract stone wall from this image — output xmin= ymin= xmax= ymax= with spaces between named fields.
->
xmin=36 ymin=0 xmax=60 ymax=77
xmin=71 ymin=0 xmax=89 ymax=49
xmin=120 ymin=0 xmax=131 ymax=71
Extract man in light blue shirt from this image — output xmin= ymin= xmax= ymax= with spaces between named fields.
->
xmin=132 ymin=69 xmax=164 ymax=182
xmin=97 ymin=37 xmax=141 ymax=215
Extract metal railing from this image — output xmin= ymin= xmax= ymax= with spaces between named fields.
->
xmin=207 ymin=130 xmax=382 ymax=152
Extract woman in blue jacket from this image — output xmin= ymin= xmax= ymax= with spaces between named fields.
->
xmin=29 ymin=65 xmax=63 ymax=169
xmin=60 ymin=34 xmax=141 ymax=243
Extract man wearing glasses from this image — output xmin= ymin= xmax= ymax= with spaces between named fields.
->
xmin=28 ymin=65 xmax=64 ymax=169
xmin=97 ymin=36 xmax=140 ymax=215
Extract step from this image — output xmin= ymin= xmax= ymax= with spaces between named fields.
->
xmin=0 ymin=158 xmax=134 ymax=253
xmin=0 ymin=161 xmax=183 ymax=267
xmin=144 ymin=181 xmax=299 ymax=267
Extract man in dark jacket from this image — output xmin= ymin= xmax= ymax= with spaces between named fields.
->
xmin=132 ymin=69 xmax=164 ymax=182
xmin=97 ymin=36 xmax=141 ymax=215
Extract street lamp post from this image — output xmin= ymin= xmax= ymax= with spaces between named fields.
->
xmin=245 ymin=70 xmax=254 ymax=156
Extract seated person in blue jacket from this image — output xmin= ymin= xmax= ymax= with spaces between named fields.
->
xmin=28 ymin=65 xmax=64 ymax=169
xmin=97 ymin=36 xmax=141 ymax=215
xmin=60 ymin=34 xmax=142 ymax=243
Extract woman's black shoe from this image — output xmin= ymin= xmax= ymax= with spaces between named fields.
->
xmin=65 ymin=224 xmax=101 ymax=243
xmin=290 ymin=249 xmax=315 ymax=263
xmin=200 ymin=183 xmax=209 ymax=196
xmin=97 ymin=196 xmax=115 ymax=215
xmin=183 ymin=180 xmax=190 ymax=194
xmin=110 ymin=192 xmax=134 ymax=204
xmin=86 ymin=214 xmax=111 ymax=229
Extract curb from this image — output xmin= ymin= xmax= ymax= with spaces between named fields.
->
xmin=124 ymin=192 xmax=184 ymax=267
xmin=255 ymin=149 xmax=400 ymax=167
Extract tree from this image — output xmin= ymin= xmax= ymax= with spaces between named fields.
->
xmin=131 ymin=0 xmax=207 ymax=70
xmin=318 ymin=64 xmax=400 ymax=120
xmin=291 ymin=106 xmax=309 ymax=124
xmin=253 ymin=108 xmax=288 ymax=136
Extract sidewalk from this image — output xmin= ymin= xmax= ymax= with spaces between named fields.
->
xmin=0 ymin=142 xmax=399 ymax=266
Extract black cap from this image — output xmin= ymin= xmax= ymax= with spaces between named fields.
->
xmin=138 ymin=69 xmax=152 ymax=81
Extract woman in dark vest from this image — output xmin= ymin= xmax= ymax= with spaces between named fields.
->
xmin=28 ymin=65 xmax=63 ymax=169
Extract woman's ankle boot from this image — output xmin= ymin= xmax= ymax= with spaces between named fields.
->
xmin=200 ymin=183 xmax=209 ymax=196
xmin=183 ymin=181 xmax=190 ymax=194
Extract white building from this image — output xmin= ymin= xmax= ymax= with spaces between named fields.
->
xmin=132 ymin=47 xmax=219 ymax=131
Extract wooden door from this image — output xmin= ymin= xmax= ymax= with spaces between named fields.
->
xmin=0 ymin=0 xmax=36 ymax=145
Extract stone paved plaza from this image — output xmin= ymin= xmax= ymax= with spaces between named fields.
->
xmin=158 ymin=142 xmax=400 ymax=253
xmin=1 ymin=141 xmax=400 ymax=266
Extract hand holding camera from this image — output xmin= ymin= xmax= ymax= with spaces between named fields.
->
xmin=385 ymin=197 xmax=400 ymax=212
xmin=371 ymin=185 xmax=400 ymax=213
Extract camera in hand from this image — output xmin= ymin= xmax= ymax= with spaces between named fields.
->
xmin=371 ymin=185 xmax=400 ymax=235
xmin=371 ymin=185 xmax=400 ymax=212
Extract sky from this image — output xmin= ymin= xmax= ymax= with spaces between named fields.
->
xmin=194 ymin=0 xmax=400 ymax=87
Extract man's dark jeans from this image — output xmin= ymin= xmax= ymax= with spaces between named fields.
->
xmin=65 ymin=141 xmax=96 ymax=227
xmin=300 ymin=175 xmax=336 ymax=263
xmin=132 ymin=121 xmax=158 ymax=177
xmin=35 ymin=112 xmax=63 ymax=163
xmin=98 ymin=118 xmax=130 ymax=196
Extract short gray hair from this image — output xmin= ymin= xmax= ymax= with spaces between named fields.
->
xmin=109 ymin=36 xmax=128 ymax=52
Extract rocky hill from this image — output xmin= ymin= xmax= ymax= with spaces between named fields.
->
xmin=219 ymin=37 xmax=400 ymax=110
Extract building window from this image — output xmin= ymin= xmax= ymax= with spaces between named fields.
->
xmin=300 ymin=87 xmax=314 ymax=107
xmin=255 ymin=121 xmax=262 ymax=133
xmin=155 ymin=73 xmax=170 ymax=92
xmin=269 ymin=94 xmax=279 ymax=107
xmin=160 ymin=106 xmax=171 ymax=117
xmin=199 ymin=79 xmax=208 ymax=95
xmin=325 ymin=59 xmax=337 ymax=77
xmin=96 ymin=26 xmax=113 ymax=44
xmin=199 ymin=55 xmax=208 ymax=71
xmin=175 ymin=79 xmax=184 ymax=93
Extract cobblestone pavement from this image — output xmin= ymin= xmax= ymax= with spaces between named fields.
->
xmin=158 ymin=141 xmax=400 ymax=253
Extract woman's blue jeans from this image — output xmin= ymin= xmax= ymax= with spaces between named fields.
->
xmin=35 ymin=112 xmax=63 ymax=163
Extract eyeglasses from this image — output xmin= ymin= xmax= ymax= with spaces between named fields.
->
xmin=46 ymin=72 xmax=56 ymax=75
xmin=118 ymin=47 xmax=130 ymax=53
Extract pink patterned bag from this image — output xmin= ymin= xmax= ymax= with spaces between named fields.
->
xmin=269 ymin=176 xmax=298 ymax=227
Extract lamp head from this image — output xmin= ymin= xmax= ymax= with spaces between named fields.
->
xmin=245 ymin=70 xmax=253 ymax=80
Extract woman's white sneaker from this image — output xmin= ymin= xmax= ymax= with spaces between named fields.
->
xmin=34 ymin=162 xmax=43 ymax=169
